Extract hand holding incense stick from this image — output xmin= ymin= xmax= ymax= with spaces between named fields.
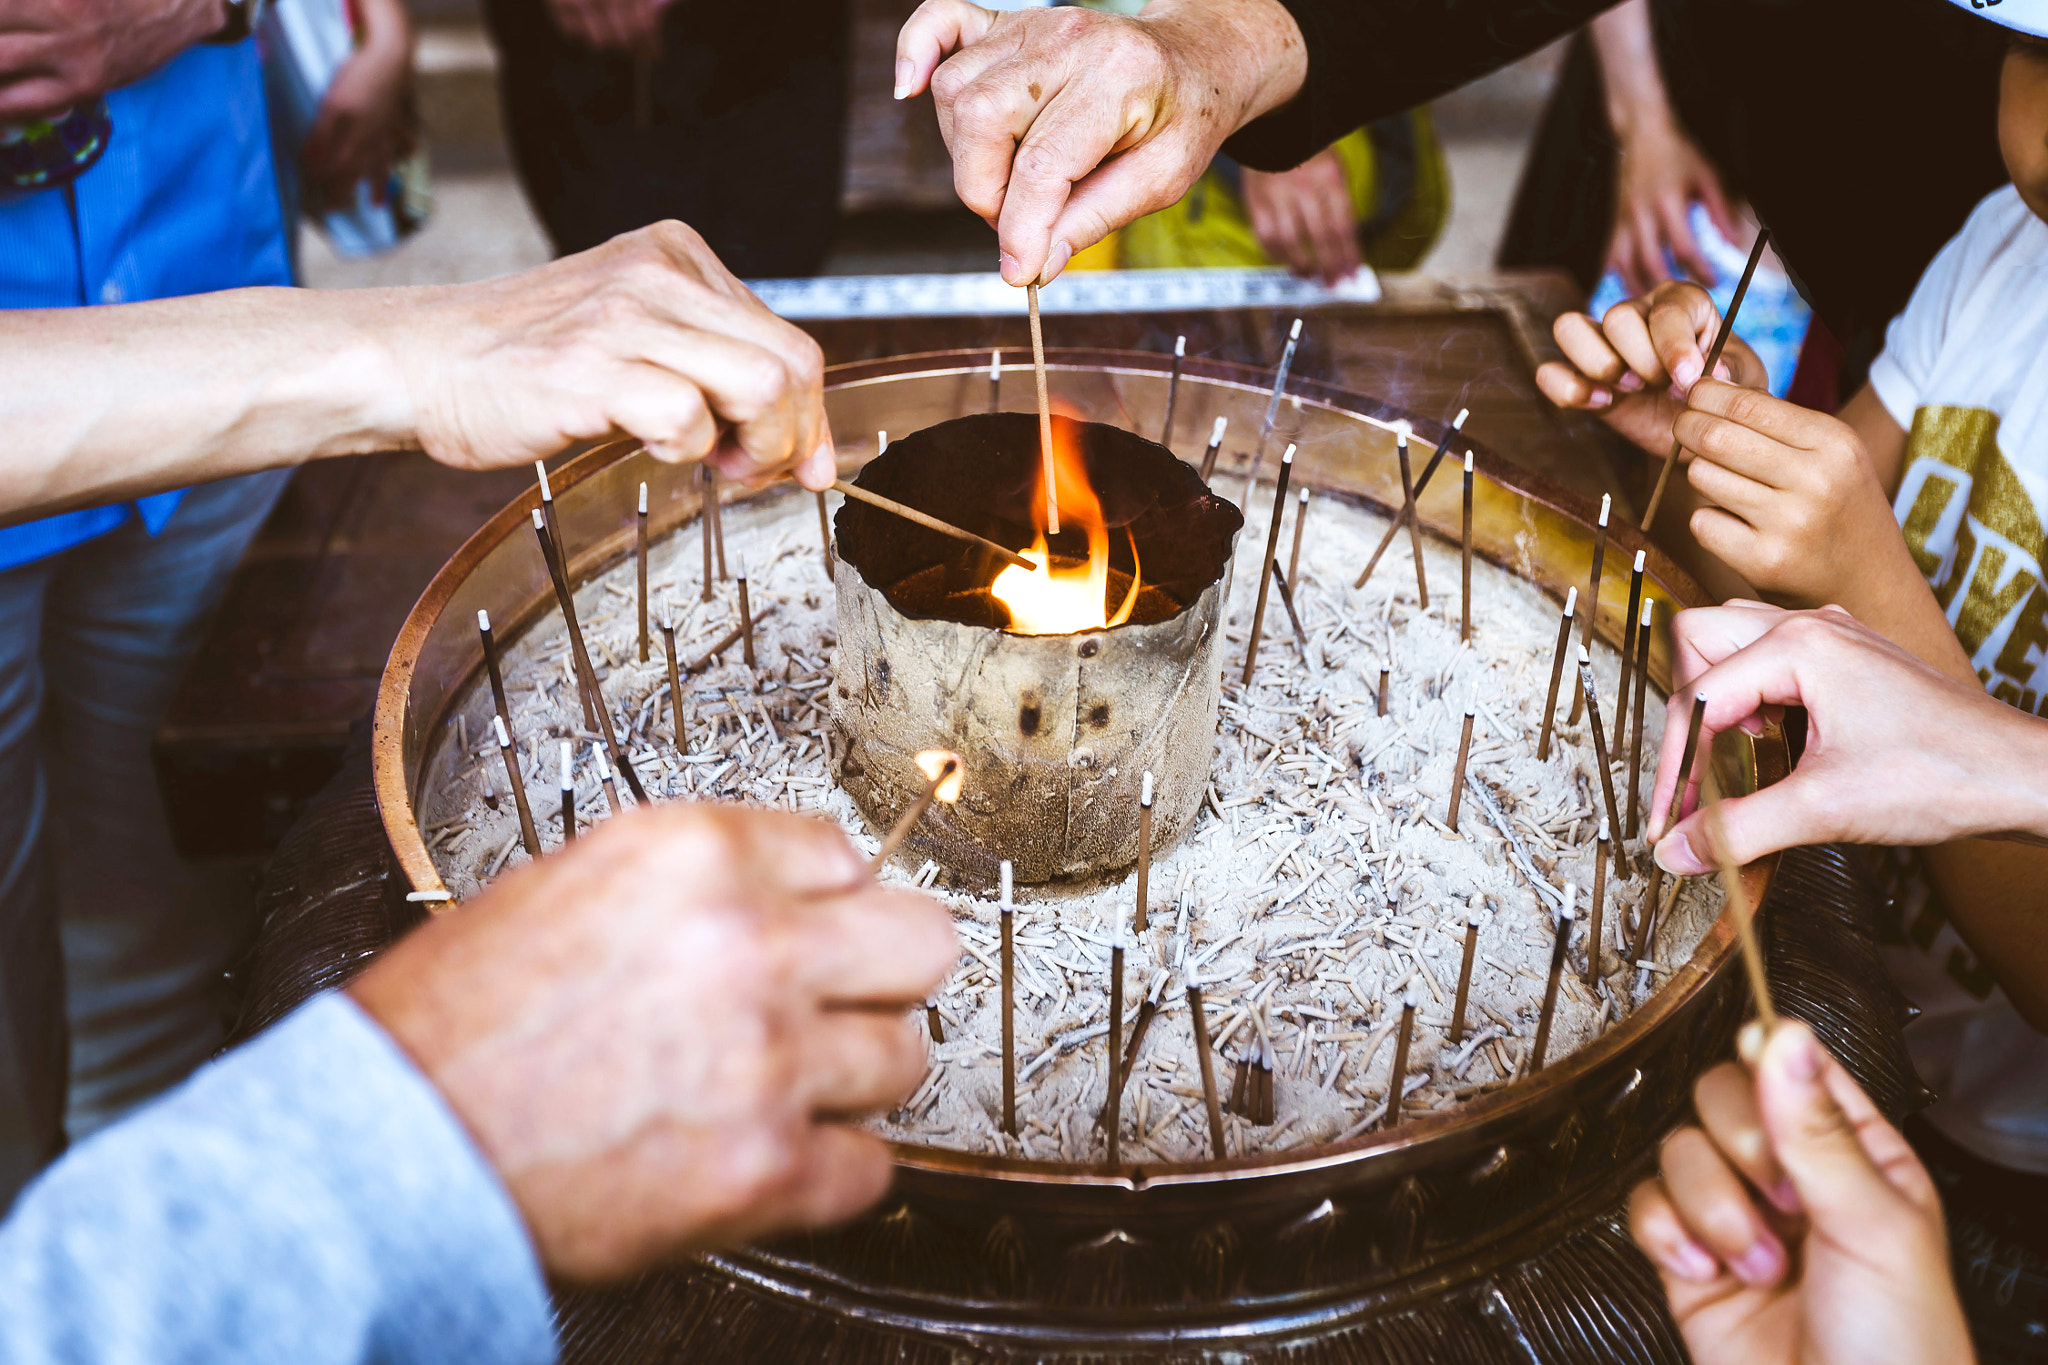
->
xmin=1026 ymin=283 xmax=1059 ymax=534
xmin=1641 ymin=227 xmax=1772 ymax=532
xmin=830 ymin=479 xmax=1037 ymax=571
xmin=870 ymin=750 xmax=963 ymax=871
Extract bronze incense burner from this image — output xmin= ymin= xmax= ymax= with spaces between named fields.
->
xmin=367 ymin=349 xmax=1917 ymax=1363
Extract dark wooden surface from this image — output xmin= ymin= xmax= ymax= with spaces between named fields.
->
xmin=156 ymin=270 xmax=1624 ymax=856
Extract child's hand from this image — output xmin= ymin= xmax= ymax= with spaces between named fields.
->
xmin=302 ymin=0 xmax=415 ymax=214
xmin=1535 ymin=280 xmax=1767 ymax=456
xmin=1673 ymin=378 xmax=1918 ymax=611
xmin=1629 ymin=1020 xmax=1972 ymax=1365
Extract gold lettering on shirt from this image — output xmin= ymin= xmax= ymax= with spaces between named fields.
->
xmin=1893 ymin=404 xmax=2048 ymax=711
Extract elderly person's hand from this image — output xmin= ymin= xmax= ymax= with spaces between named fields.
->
xmin=349 ymin=803 xmax=956 ymax=1278
xmin=1242 ymin=147 xmax=1359 ymax=286
xmin=893 ymin=0 xmax=1307 ymax=286
xmin=1646 ymin=602 xmax=2048 ymax=872
xmin=1630 ymin=1020 xmax=1973 ymax=1365
xmin=0 ymin=0 xmax=226 ymax=120
xmin=300 ymin=0 xmax=415 ymax=213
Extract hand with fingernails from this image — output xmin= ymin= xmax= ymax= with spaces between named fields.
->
xmin=1629 ymin=1019 xmax=1973 ymax=1365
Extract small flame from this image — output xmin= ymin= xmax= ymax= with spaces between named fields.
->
xmin=990 ymin=414 xmax=1142 ymax=635
xmin=915 ymin=749 xmax=964 ymax=803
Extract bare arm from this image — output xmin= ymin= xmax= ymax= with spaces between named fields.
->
xmin=0 ymin=222 xmax=836 ymax=527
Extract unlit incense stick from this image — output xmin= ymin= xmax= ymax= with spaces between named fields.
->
xmin=1271 ymin=559 xmax=1311 ymax=656
xmin=594 ymin=744 xmax=620 ymax=817
xmin=1352 ymin=409 xmax=1467 ymax=591
xmin=1575 ymin=647 xmax=1626 ymax=871
xmin=1106 ymin=929 xmax=1125 ymax=1165
xmin=988 ymin=347 xmax=1001 ymax=414
xmin=636 ymin=482 xmax=649 ymax=662
xmin=1396 ymin=423 xmax=1429 ymax=609
xmin=1000 ymin=861 xmax=1016 ymax=1136
xmin=1447 ymin=704 xmax=1475 ymax=830
xmin=1529 ymin=887 xmax=1575 ymax=1073
xmin=1377 ymin=662 xmax=1390 ymax=718
xmin=1642 ymin=228 xmax=1771 ymax=532
xmin=699 ymin=466 xmax=714 ymax=602
xmin=1537 ymin=587 xmax=1577 ymax=762
xmin=1246 ymin=317 xmax=1302 ymax=489
xmin=535 ymin=463 xmax=594 ymax=730
xmin=1241 ymin=445 xmax=1296 ymax=684
xmin=1450 ymin=904 xmax=1481 ymax=1044
xmin=1026 ymin=284 xmax=1059 ymax=535
xmin=1382 ymin=980 xmax=1421 ymax=1130
xmin=558 ymin=739 xmax=576 ymax=845
xmin=1187 ymin=985 xmax=1227 ymax=1158
xmin=830 ymin=479 xmax=1036 ymax=571
xmin=493 ymin=715 xmax=540 ymax=859
xmin=1627 ymin=600 xmax=1654 ymax=838
xmin=1200 ymin=416 xmax=1227 ymax=483
xmin=1460 ymin=450 xmax=1476 ymax=642
xmin=531 ymin=511 xmax=649 ymax=802
xmin=1569 ymin=495 xmax=1610 ymax=725
xmin=1288 ymin=486 xmax=1310 ymax=589
xmin=1134 ymin=771 xmax=1154 ymax=933
xmin=1161 ymin=334 xmax=1185 ymax=446
xmin=926 ymin=1001 xmax=946 ymax=1044
xmin=1587 ymin=826 xmax=1609 ymax=985
xmin=1613 ymin=551 xmax=1645 ymax=753
xmin=736 ymin=560 xmax=756 ymax=669
xmin=477 ymin=609 xmax=516 ymax=744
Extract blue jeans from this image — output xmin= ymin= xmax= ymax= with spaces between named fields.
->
xmin=0 ymin=468 xmax=289 ymax=1208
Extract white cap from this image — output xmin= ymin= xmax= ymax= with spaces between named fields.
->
xmin=1577 ymin=644 xmax=1592 ymax=666
xmin=878 ymin=430 xmax=888 ymax=452
xmin=1597 ymin=493 xmax=1611 ymax=526
xmin=1641 ymin=598 xmax=1655 ymax=627
xmin=989 ymin=348 xmax=1000 ymax=376
xmin=1404 ymin=980 xmax=1426 ymax=1011
xmin=1298 ymin=486 xmax=1310 ymax=503
xmin=1174 ymin=334 xmax=1186 ymax=356
xmin=559 ymin=740 xmax=574 ymax=787
xmin=535 ymin=461 xmax=553 ymax=499
xmin=1392 ymin=419 xmax=1412 ymax=444
xmin=1281 ymin=443 xmax=1296 ymax=465
xmin=593 ymin=745 xmax=611 ymax=780
xmin=1633 ymin=549 xmax=1646 ymax=572
xmin=638 ymin=482 xmax=648 ymax=515
xmin=1288 ymin=317 xmax=1303 ymax=340
xmin=531 ymin=508 xmax=545 ymax=530
xmin=1598 ymin=821 xmax=1611 ymax=843
xmin=1463 ymin=703 xmax=1476 ymax=718
xmin=1560 ymin=884 xmax=1577 ymax=920
xmin=1564 ymin=585 xmax=1578 ymax=615
xmin=477 ymin=608 xmax=491 ymax=631
xmin=1209 ymin=415 xmax=1228 ymax=443
xmin=1452 ymin=407 xmax=1470 ymax=430
xmin=999 ymin=860 xmax=1013 ymax=911
xmin=1942 ymin=0 xmax=2048 ymax=34
xmin=493 ymin=714 xmax=511 ymax=747
xmin=1140 ymin=771 xmax=1153 ymax=805
xmin=1464 ymin=450 xmax=1474 ymax=473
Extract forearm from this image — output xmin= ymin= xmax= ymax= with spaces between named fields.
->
xmin=1920 ymin=838 xmax=2048 ymax=1031
xmin=1589 ymin=0 xmax=1669 ymax=135
xmin=1224 ymin=0 xmax=1620 ymax=170
xmin=0 ymin=288 xmax=417 ymax=526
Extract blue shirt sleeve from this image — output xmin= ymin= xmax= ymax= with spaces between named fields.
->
xmin=0 ymin=992 xmax=557 ymax=1365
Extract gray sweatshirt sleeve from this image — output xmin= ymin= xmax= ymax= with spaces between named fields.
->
xmin=0 ymin=991 xmax=556 ymax=1365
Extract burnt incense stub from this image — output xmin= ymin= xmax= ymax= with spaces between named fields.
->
xmin=832 ymin=413 xmax=1242 ymax=883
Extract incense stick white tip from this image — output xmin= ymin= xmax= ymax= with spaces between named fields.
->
xmin=1174 ymin=335 xmax=1186 ymax=356
xmin=989 ymin=348 xmax=1000 ymax=376
xmin=1404 ymin=980 xmax=1425 ymax=1011
xmin=1464 ymin=450 xmax=1474 ymax=474
xmin=1560 ymin=885 xmax=1577 ymax=920
xmin=1633 ymin=549 xmax=1646 ymax=572
xmin=1140 ymin=771 xmax=1153 ymax=806
xmin=531 ymin=508 xmax=545 ymax=530
xmin=535 ymin=461 xmax=552 ymax=498
xmin=1598 ymin=822 xmax=1611 ymax=842
xmin=1598 ymin=493 xmax=1611 ymax=526
xmin=1288 ymin=317 xmax=1303 ymax=340
xmin=1577 ymin=644 xmax=1592 ymax=665
xmin=493 ymin=715 xmax=510 ymax=747
xmin=1564 ymin=585 xmax=1578 ymax=615
xmin=1392 ymin=419 xmax=1412 ymax=444
xmin=1209 ymin=416 xmax=1227 ymax=442
xmin=999 ymin=860 xmax=1013 ymax=910
xmin=593 ymin=745 xmax=611 ymax=780
xmin=1281 ymin=444 xmax=1296 ymax=465
xmin=559 ymin=740 xmax=573 ymax=786
xmin=1453 ymin=407 xmax=1470 ymax=429
xmin=1641 ymin=599 xmax=1655 ymax=626
xmin=1298 ymin=486 xmax=1310 ymax=504
xmin=1464 ymin=703 xmax=1476 ymax=718
xmin=878 ymin=430 xmax=888 ymax=453
xmin=477 ymin=608 xmax=490 ymax=631
xmin=638 ymin=483 xmax=648 ymax=515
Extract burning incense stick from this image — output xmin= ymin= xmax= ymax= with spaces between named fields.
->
xmin=1576 ymin=647 xmax=1626 ymax=871
xmin=636 ymin=482 xmax=650 ymax=662
xmin=699 ymin=466 xmax=714 ymax=602
xmin=1271 ymin=559 xmax=1311 ymax=656
xmin=869 ymin=750 xmax=962 ymax=871
xmin=1627 ymin=600 xmax=1653 ymax=838
xmin=1537 ymin=587 xmax=1577 ymax=762
xmin=1460 ymin=450 xmax=1476 ymax=642
xmin=1026 ymin=284 xmax=1059 ymax=535
xmin=1529 ymin=887 xmax=1576 ymax=1073
xmin=1587 ymin=826 xmax=1609 ymax=985
xmin=926 ymin=1001 xmax=946 ymax=1044
xmin=1247 ymin=317 xmax=1302 ymax=489
xmin=736 ymin=560 xmax=756 ymax=669
xmin=707 ymin=466 xmax=728 ymax=581
xmin=1450 ymin=904 xmax=1481 ymax=1044
xmin=1000 ymin=861 xmax=1016 ymax=1136
xmin=1568 ymin=495 xmax=1610 ymax=726
xmin=815 ymin=490 xmax=834 ymax=577
xmin=493 ymin=715 xmax=540 ymax=858
xmin=594 ymin=744 xmax=620 ymax=817
xmin=1382 ymin=980 xmax=1421 ymax=1130
xmin=1395 ymin=423 xmax=1430 ymax=609
xmin=530 ymin=510 xmax=649 ymax=803
xmin=988 ymin=347 xmax=1001 ymax=414
xmin=1352 ymin=409 xmax=1467 ymax=591
xmin=1642 ymin=228 xmax=1772 ymax=533
xmin=1376 ymin=662 xmax=1390 ymax=718
xmin=1161 ymin=334 xmax=1186 ymax=446
xmin=558 ymin=740 xmax=576 ymax=845
xmin=1134 ymin=771 xmax=1154 ymax=933
xmin=1447 ymin=704 xmax=1476 ymax=830
xmin=1701 ymin=758 xmax=1777 ymax=1029
xmin=1106 ymin=928 xmax=1125 ymax=1165
xmin=1199 ymin=416 xmax=1227 ymax=483
xmin=1241 ymin=445 xmax=1296 ymax=684
xmin=830 ymin=480 xmax=1036 ymax=571
xmin=1187 ymin=985 xmax=1227 ymax=1158
xmin=1288 ymin=486 xmax=1310 ymax=589
xmin=1613 ymin=551 xmax=1646 ymax=753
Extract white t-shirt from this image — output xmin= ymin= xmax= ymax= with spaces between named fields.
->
xmin=1869 ymin=183 xmax=2048 ymax=1174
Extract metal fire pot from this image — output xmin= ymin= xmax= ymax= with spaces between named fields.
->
xmin=832 ymin=412 xmax=1242 ymax=883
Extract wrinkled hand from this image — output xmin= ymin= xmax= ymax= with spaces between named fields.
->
xmin=1606 ymin=115 xmax=1738 ymax=292
xmin=349 ymin=803 xmax=956 ymax=1279
xmin=1535 ymin=280 xmax=1765 ymax=457
xmin=301 ymin=0 xmax=413 ymax=213
xmin=894 ymin=0 xmax=1306 ymax=286
xmin=1646 ymin=602 xmax=2048 ymax=873
xmin=1242 ymin=147 xmax=1359 ymax=286
xmin=543 ymin=0 xmax=666 ymax=52
xmin=1630 ymin=1020 xmax=1972 ymax=1365
xmin=398 ymin=221 xmax=838 ymax=490
xmin=0 ymin=0 xmax=224 ymax=119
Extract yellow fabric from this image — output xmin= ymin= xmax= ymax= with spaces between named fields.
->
xmin=1097 ymin=116 xmax=1450 ymax=274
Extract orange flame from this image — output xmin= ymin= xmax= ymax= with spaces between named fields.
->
xmin=915 ymin=749 xmax=965 ymax=802
xmin=991 ymin=414 xmax=1142 ymax=634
